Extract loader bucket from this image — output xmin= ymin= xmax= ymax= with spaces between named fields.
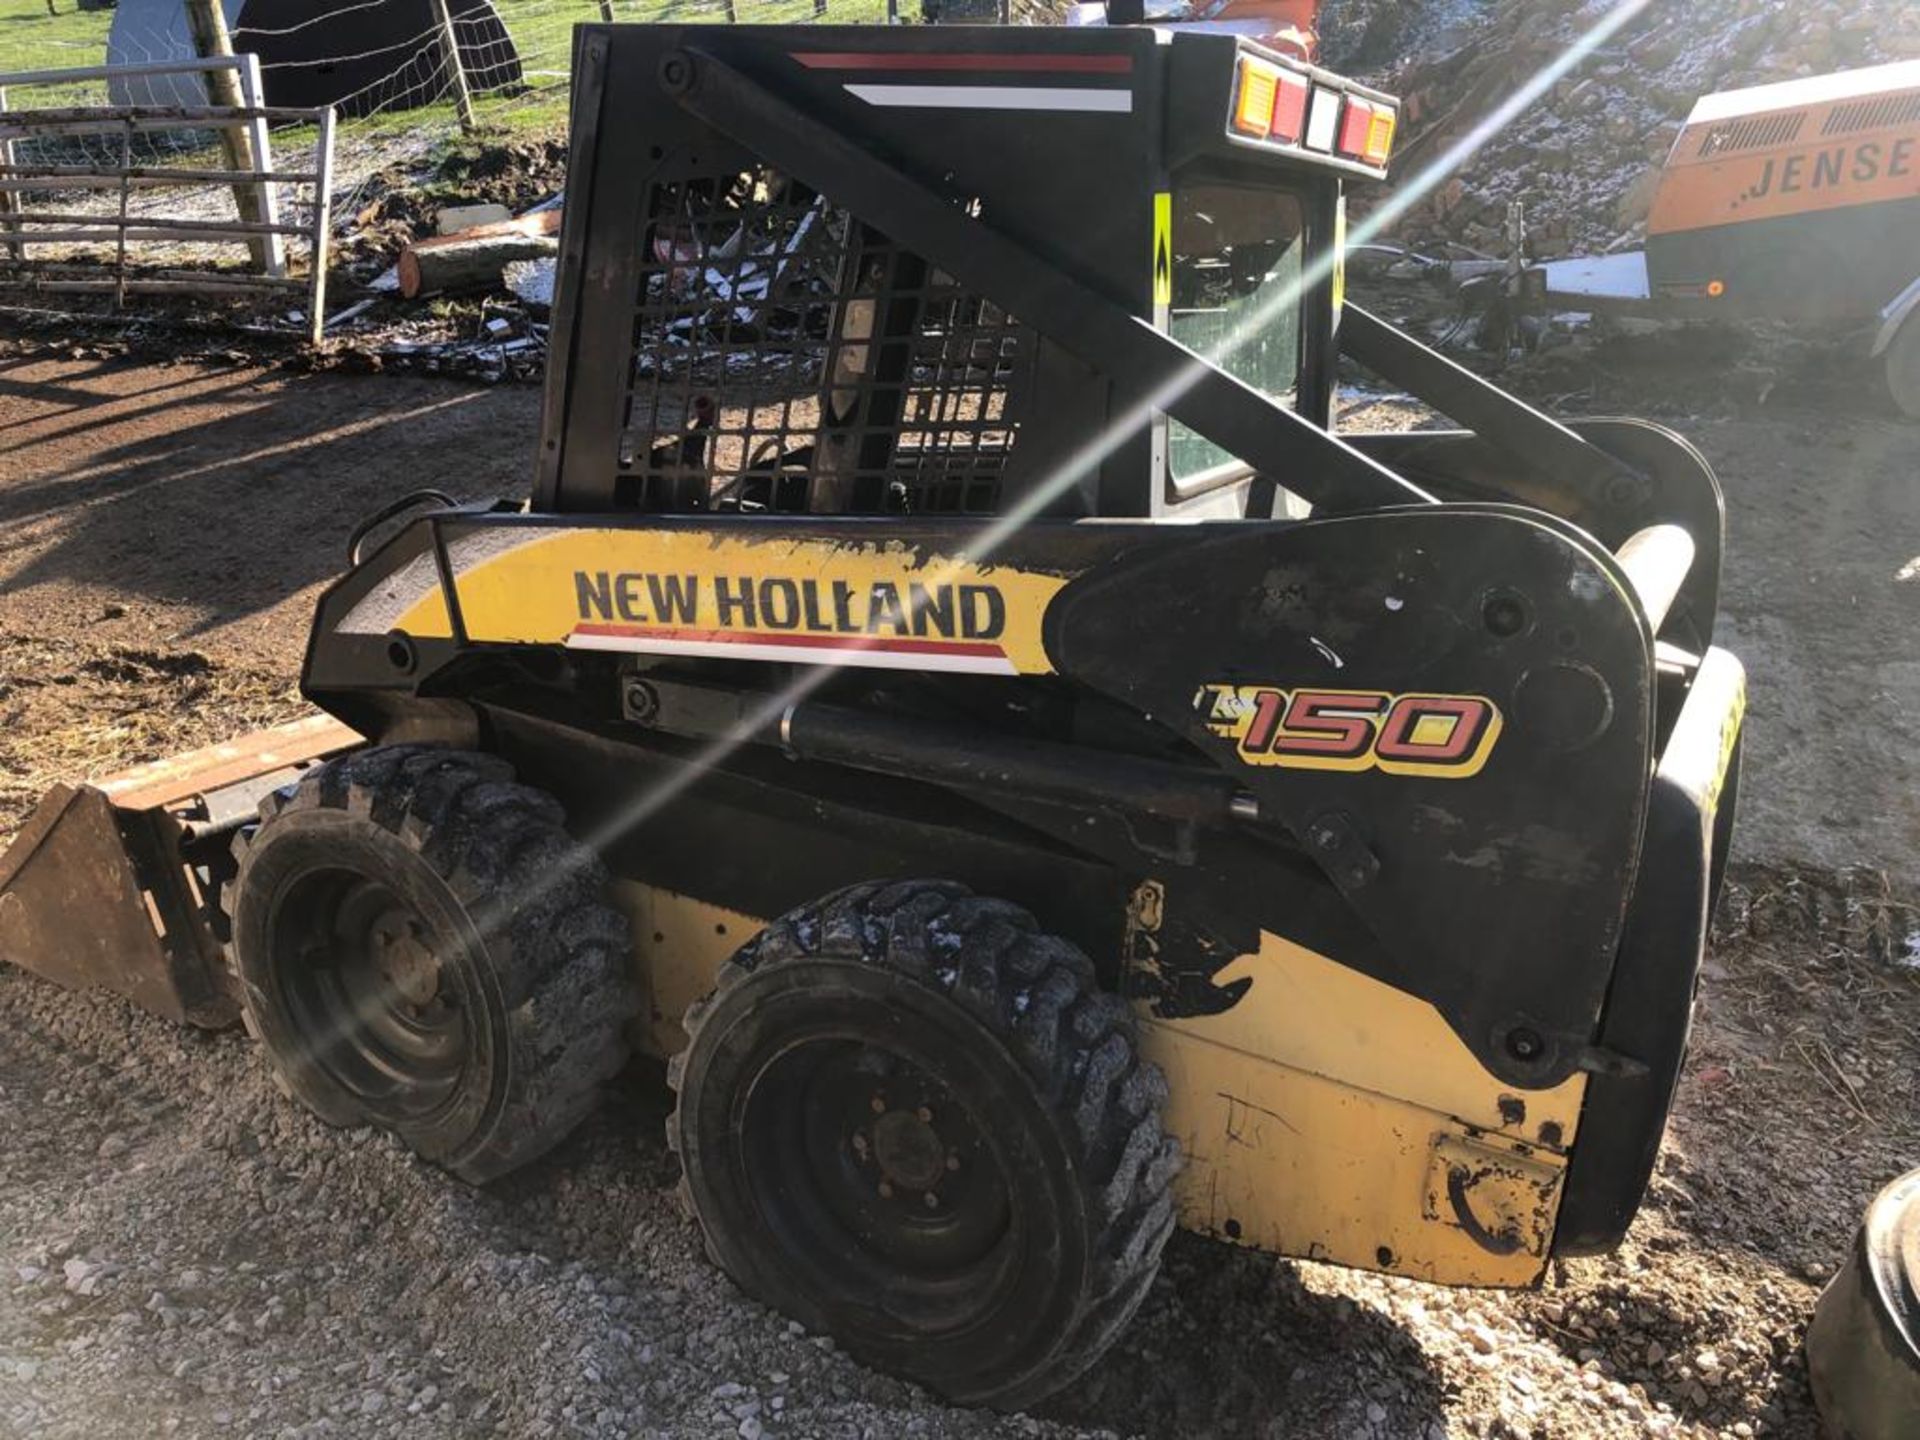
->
xmin=0 ymin=714 xmax=360 ymax=1027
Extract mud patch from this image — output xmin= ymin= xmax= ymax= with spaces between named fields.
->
xmin=0 ymin=633 xmax=305 ymax=841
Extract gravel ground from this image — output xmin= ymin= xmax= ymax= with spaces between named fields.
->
xmin=2 ymin=346 xmax=1918 ymax=1439
xmin=4 ymin=863 xmax=1911 ymax=1440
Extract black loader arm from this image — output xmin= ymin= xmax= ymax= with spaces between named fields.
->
xmin=1339 ymin=307 xmax=1726 ymax=657
xmin=1047 ymin=504 xmax=1658 ymax=1091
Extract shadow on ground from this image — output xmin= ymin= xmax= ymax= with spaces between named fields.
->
xmin=0 ymin=355 xmax=538 ymax=638
xmin=1045 ymin=1231 xmax=1446 ymax=1438
xmin=512 ymin=1063 xmax=1449 ymax=1440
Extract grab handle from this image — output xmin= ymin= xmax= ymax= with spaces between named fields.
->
xmin=346 ymin=490 xmax=458 ymax=565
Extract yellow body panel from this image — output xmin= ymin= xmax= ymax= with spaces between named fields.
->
xmin=1143 ymin=923 xmax=1583 ymax=1144
xmin=1136 ymin=925 xmax=1584 ymax=1285
xmin=372 ymin=528 xmax=1069 ymax=676
xmin=1147 ymin=1028 xmax=1569 ymax=1285
xmin=613 ymin=881 xmax=763 ymax=1058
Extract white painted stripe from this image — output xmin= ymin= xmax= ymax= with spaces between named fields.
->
xmin=843 ymin=83 xmax=1132 ymax=114
xmin=1689 ymin=59 xmax=1920 ymax=127
xmin=564 ymin=632 xmax=1019 ymax=675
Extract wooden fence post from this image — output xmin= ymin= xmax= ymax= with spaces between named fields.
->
xmin=113 ymin=118 xmax=130 ymax=307
xmin=307 ymin=105 xmax=334 ymax=344
xmin=427 ymin=0 xmax=476 ymax=133
xmin=183 ymin=0 xmax=276 ymax=274
xmin=237 ymin=51 xmax=285 ymax=275
xmin=0 ymin=85 xmax=20 ymax=262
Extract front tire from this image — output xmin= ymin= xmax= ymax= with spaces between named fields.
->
xmin=229 ymin=745 xmax=638 ymax=1184
xmin=669 ymin=880 xmax=1180 ymax=1409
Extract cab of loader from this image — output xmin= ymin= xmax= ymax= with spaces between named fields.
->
xmin=0 ymin=24 xmax=1748 ymax=1414
xmin=538 ymin=32 xmax=1397 ymax=525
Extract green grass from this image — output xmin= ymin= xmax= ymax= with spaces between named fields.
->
xmin=464 ymin=0 xmax=896 ymax=135
xmin=0 ymin=0 xmax=896 ymax=175
xmin=0 ymin=0 xmax=115 ymax=102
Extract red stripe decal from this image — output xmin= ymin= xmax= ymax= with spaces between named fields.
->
xmin=570 ymin=623 xmax=1007 ymax=658
xmin=793 ymin=52 xmax=1134 ymax=74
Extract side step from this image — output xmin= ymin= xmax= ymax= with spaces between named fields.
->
xmin=0 ymin=714 xmax=360 ymax=1027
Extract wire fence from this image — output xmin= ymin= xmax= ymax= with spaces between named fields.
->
xmin=4 ymin=0 xmax=1065 ymax=257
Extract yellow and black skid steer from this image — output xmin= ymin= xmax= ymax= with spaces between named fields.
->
xmin=0 ymin=25 xmax=1747 ymax=1407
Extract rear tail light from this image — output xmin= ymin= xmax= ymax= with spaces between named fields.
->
xmin=1365 ymin=106 xmax=1397 ymax=164
xmin=1337 ymin=96 xmax=1377 ymax=158
xmin=1232 ymin=51 xmax=1396 ymax=167
xmin=1336 ymin=96 xmax=1397 ymax=165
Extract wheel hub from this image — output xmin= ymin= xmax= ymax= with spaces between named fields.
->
xmin=871 ymin=1105 xmax=947 ymax=1192
xmin=370 ymin=910 xmax=440 ymax=1008
xmin=270 ymin=869 xmax=469 ymax=1123
xmin=743 ymin=1039 xmax=1009 ymax=1287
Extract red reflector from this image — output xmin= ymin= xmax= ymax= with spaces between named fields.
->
xmin=1338 ymin=97 xmax=1376 ymax=159
xmin=1270 ymin=70 xmax=1310 ymax=144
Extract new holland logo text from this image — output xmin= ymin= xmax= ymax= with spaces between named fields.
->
xmin=1197 ymin=683 xmax=1502 ymax=778
xmin=573 ymin=571 xmax=1006 ymax=637
xmin=569 ymin=571 xmax=1017 ymax=673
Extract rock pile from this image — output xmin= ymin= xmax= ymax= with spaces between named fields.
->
xmin=1368 ymin=0 xmax=1920 ymax=258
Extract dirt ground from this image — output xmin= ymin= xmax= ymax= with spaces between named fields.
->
xmin=1 ymin=341 xmax=1918 ymax=1439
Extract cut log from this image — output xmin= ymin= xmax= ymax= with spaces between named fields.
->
xmin=398 ymin=229 xmax=560 ymax=298
xmin=437 ymin=208 xmax=563 ymax=243
xmin=436 ymin=202 xmax=512 ymax=235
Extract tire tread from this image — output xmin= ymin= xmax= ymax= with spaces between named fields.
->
xmin=231 ymin=745 xmax=637 ymax=1184
xmin=670 ymin=879 xmax=1178 ymax=1409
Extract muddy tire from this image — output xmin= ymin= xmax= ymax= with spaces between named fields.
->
xmin=229 ymin=745 xmax=637 ymax=1184
xmin=668 ymin=880 xmax=1180 ymax=1410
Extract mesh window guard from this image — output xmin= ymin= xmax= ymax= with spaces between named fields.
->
xmin=621 ymin=167 xmax=1035 ymax=517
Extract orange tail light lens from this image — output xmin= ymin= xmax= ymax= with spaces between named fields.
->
xmin=1233 ymin=58 xmax=1280 ymax=139
xmin=1364 ymin=106 xmax=1397 ymax=164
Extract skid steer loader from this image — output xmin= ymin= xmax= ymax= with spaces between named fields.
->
xmin=0 ymin=25 xmax=1747 ymax=1407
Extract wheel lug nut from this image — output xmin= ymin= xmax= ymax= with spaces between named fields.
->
xmin=915 ymin=1106 xmax=932 ymax=1123
xmin=923 ymin=1191 xmax=939 ymax=1209
xmin=870 ymin=1095 xmax=886 ymax=1114
xmin=878 ymin=1180 xmax=894 ymax=1199
xmin=945 ymin=1153 xmax=960 ymax=1172
xmin=851 ymin=1133 xmax=868 ymax=1157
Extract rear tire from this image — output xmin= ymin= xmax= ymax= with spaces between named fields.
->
xmin=229 ymin=745 xmax=637 ymax=1184
xmin=669 ymin=880 xmax=1180 ymax=1409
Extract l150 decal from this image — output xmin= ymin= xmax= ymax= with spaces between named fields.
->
xmin=1196 ymin=683 xmax=1502 ymax=777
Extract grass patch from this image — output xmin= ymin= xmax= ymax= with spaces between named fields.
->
xmin=3 ymin=0 xmax=892 ymax=140
xmin=0 ymin=0 xmax=111 ymax=76
xmin=0 ymin=0 xmax=115 ymax=106
xmin=1 ymin=0 xmax=900 ymax=208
